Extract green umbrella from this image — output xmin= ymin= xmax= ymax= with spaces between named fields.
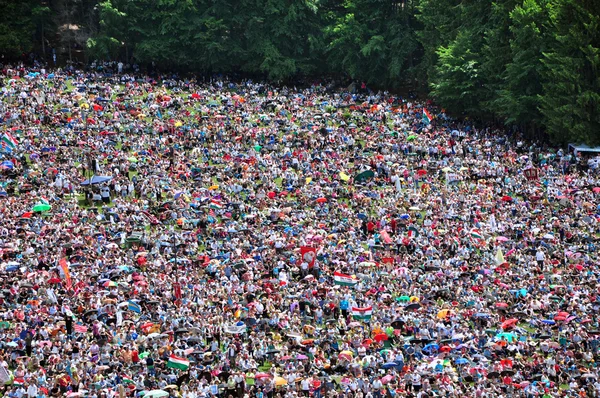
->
xmin=32 ymin=203 xmax=51 ymax=212
xmin=127 ymin=157 xmax=138 ymax=162
xmin=407 ymin=135 xmax=417 ymax=141
xmin=139 ymin=352 xmax=150 ymax=359
xmin=254 ymin=145 xmax=262 ymax=152
xmin=354 ymin=170 xmax=375 ymax=183
xmin=397 ymin=295 xmax=410 ymax=302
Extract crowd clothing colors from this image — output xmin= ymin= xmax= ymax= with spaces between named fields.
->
xmin=0 ymin=65 xmax=599 ymax=398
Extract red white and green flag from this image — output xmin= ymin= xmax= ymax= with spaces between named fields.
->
xmin=422 ymin=108 xmax=433 ymax=124
xmin=167 ymin=354 xmax=190 ymax=370
xmin=13 ymin=377 xmax=24 ymax=387
xmin=1 ymin=132 xmax=18 ymax=149
xmin=470 ymin=228 xmax=483 ymax=240
xmin=334 ymin=272 xmax=358 ymax=287
xmin=352 ymin=306 xmax=373 ymax=321
xmin=209 ymin=199 xmax=223 ymax=210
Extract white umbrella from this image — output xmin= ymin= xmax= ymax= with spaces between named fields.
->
xmin=142 ymin=390 xmax=169 ymax=398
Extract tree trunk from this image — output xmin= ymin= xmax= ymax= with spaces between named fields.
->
xmin=41 ymin=22 xmax=46 ymax=58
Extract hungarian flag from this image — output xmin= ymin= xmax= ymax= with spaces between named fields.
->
xmin=408 ymin=225 xmax=419 ymax=238
xmin=422 ymin=108 xmax=433 ymax=124
xmin=470 ymin=228 xmax=483 ymax=240
xmin=121 ymin=374 xmax=134 ymax=384
xmin=209 ymin=199 xmax=223 ymax=210
xmin=352 ymin=306 xmax=373 ymax=321
xmin=334 ymin=272 xmax=358 ymax=287
xmin=1 ymin=132 xmax=18 ymax=149
xmin=167 ymin=354 xmax=190 ymax=370
xmin=13 ymin=377 xmax=24 ymax=387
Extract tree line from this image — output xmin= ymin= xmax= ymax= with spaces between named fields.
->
xmin=0 ymin=0 xmax=598 ymax=144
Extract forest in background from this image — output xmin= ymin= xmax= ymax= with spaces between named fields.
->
xmin=0 ymin=0 xmax=598 ymax=144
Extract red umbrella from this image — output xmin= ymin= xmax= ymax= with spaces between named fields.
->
xmin=495 ymin=302 xmax=509 ymax=308
xmin=417 ymin=169 xmax=427 ymax=176
xmin=501 ymin=196 xmax=513 ymax=202
xmin=501 ymin=318 xmax=518 ymax=330
xmin=254 ymin=373 xmax=273 ymax=380
xmin=440 ymin=346 xmax=452 ymax=353
xmin=48 ymin=277 xmax=62 ymax=284
xmin=592 ymin=187 xmax=600 ymax=193
xmin=374 ymin=333 xmax=388 ymax=343
xmin=316 ymin=197 xmax=327 ymax=203
xmin=362 ymin=338 xmax=373 ymax=346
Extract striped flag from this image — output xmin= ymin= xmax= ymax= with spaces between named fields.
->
xmin=74 ymin=324 xmax=88 ymax=333
xmin=422 ymin=108 xmax=433 ymax=124
xmin=13 ymin=377 xmax=24 ymax=387
xmin=121 ymin=374 xmax=134 ymax=384
xmin=167 ymin=354 xmax=190 ymax=370
xmin=352 ymin=306 xmax=373 ymax=321
xmin=0 ymin=365 xmax=10 ymax=384
xmin=470 ymin=228 xmax=483 ymax=240
xmin=209 ymin=199 xmax=223 ymax=210
xmin=408 ymin=225 xmax=419 ymax=238
xmin=334 ymin=272 xmax=358 ymax=287
xmin=127 ymin=300 xmax=141 ymax=314
xmin=1 ymin=132 xmax=18 ymax=149
xmin=59 ymin=258 xmax=72 ymax=290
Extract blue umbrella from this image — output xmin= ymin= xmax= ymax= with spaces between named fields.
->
xmin=455 ymin=358 xmax=469 ymax=365
xmin=474 ymin=313 xmax=491 ymax=318
xmin=541 ymin=319 xmax=556 ymax=325
xmin=423 ymin=343 xmax=439 ymax=353
xmin=357 ymin=213 xmax=367 ymax=220
xmin=381 ymin=362 xmax=398 ymax=369
xmin=400 ymin=214 xmax=410 ymax=220
xmin=0 ymin=161 xmax=14 ymax=169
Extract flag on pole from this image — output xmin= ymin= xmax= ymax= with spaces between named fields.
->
xmin=127 ymin=300 xmax=141 ymax=314
xmin=333 ymin=272 xmax=358 ymax=287
xmin=1 ymin=132 xmax=18 ymax=149
xmin=59 ymin=258 xmax=72 ymax=290
xmin=352 ymin=306 xmax=373 ymax=321
xmin=13 ymin=377 xmax=25 ymax=387
xmin=422 ymin=108 xmax=433 ymax=124
xmin=167 ymin=355 xmax=190 ymax=370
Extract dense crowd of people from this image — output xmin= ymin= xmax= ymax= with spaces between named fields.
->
xmin=0 ymin=62 xmax=599 ymax=398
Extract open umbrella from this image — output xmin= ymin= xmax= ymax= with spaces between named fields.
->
xmin=423 ymin=343 xmax=439 ymax=353
xmin=32 ymin=203 xmax=51 ymax=212
xmin=142 ymin=390 xmax=169 ymax=398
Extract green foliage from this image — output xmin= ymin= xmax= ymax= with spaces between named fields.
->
xmin=0 ymin=0 xmax=37 ymax=57
xmin=540 ymin=0 xmax=600 ymax=144
xmin=3 ymin=0 xmax=600 ymax=145
xmin=495 ymin=0 xmax=549 ymax=126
